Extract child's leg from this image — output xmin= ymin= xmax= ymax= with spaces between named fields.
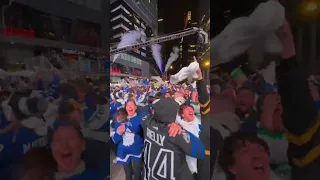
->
xmin=132 ymin=160 xmax=142 ymax=180
xmin=123 ymin=162 xmax=133 ymax=180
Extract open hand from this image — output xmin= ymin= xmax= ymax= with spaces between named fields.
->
xmin=117 ymin=125 xmax=126 ymax=135
xmin=193 ymin=56 xmax=203 ymax=80
xmin=168 ymin=122 xmax=182 ymax=137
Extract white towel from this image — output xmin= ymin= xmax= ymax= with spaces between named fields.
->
xmin=170 ymin=62 xmax=199 ymax=84
xmin=211 ymin=1 xmax=285 ymax=67
xmin=176 ymin=115 xmax=201 ymax=174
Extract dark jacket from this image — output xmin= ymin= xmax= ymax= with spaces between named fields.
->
xmin=277 ymin=57 xmax=320 ymax=180
xmin=195 ymin=80 xmax=211 ymax=180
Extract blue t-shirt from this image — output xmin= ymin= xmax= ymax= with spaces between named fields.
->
xmin=0 ymin=128 xmax=48 ymax=179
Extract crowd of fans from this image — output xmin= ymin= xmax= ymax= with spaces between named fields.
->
xmin=110 ymin=58 xmax=210 ymax=180
xmin=210 ymin=1 xmax=320 ymax=178
xmin=0 ymin=72 xmax=109 ymax=180
xmin=210 ymin=59 xmax=320 ymax=180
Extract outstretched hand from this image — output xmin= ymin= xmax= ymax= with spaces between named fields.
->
xmin=193 ymin=56 xmax=203 ymax=81
xmin=276 ymin=20 xmax=295 ymax=59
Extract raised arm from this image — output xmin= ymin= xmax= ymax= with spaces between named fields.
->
xmin=170 ymin=130 xmax=205 ymax=159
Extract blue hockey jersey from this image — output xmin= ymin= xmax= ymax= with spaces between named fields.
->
xmin=112 ymin=114 xmax=146 ymax=164
xmin=0 ymin=127 xmax=48 ymax=179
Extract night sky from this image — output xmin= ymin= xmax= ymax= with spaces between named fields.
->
xmin=158 ymin=0 xmax=197 ymax=74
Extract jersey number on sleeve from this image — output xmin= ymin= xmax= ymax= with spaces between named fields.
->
xmin=144 ymin=140 xmax=175 ymax=180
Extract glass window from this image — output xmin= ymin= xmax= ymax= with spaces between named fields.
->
xmin=134 ymin=24 xmax=139 ymax=31
xmin=134 ymin=16 xmax=140 ymax=24
xmin=39 ymin=15 xmax=57 ymax=40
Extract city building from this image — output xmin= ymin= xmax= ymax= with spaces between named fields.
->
xmin=110 ymin=0 xmax=159 ymax=81
xmin=197 ymin=0 xmax=210 ymax=61
xmin=197 ymin=0 xmax=210 ymax=84
xmin=180 ymin=9 xmax=198 ymax=67
xmin=0 ymin=0 xmax=109 ymax=75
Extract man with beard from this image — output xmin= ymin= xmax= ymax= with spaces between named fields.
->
xmin=235 ymin=87 xmax=259 ymax=133
xmin=142 ymin=98 xmax=205 ymax=180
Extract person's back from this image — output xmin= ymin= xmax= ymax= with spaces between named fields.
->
xmin=142 ymin=98 xmax=205 ymax=180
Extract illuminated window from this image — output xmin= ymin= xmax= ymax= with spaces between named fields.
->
xmin=112 ymin=33 xmax=122 ymax=39
xmin=187 ymin=11 xmax=191 ymax=21
xmin=134 ymin=24 xmax=140 ymax=31
xmin=134 ymin=16 xmax=140 ymax=24
xmin=111 ymin=15 xmax=130 ymax=23
xmin=141 ymin=23 xmax=146 ymax=29
xmin=111 ymin=5 xmax=131 ymax=16
xmin=112 ymin=24 xmax=130 ymax=31
xmin=133 ymin=49 xmax=140 ymax=54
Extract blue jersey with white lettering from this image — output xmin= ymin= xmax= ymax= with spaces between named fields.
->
xmin=112 ymin=114 xmax=145 ymax=164
xmin=0 ymin=127 xmax=48 ymax=179
xmin=110 ymin=101 xmax=123 ymax=120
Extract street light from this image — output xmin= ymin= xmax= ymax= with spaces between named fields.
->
xmin=299 ymin=1 xmax=320 ymax=65
xmin=170 ymin=65 xmax=173 ymax=69
xmin=301 ymin=1 xmax=319 ymax=16
xmin=205 ymin=61 xmax=210 ymax=66
xmin=305 ymin=1 xmax=318 ymax=11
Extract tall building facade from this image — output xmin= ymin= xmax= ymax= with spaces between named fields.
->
xmin=180 ymin=10 xmax=198 ymax=66
xmin=198 ymin=0 xmax=210 ymax=63
xmin=110 ymin=0 xmax=158 ymax=34
xmin=110 ymin=0 xmax=159 ymax=79
xmin=198 ymin=0 xmax=210 ymax=85
xmin=0 ymin=0 xmax=109 ymax=74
